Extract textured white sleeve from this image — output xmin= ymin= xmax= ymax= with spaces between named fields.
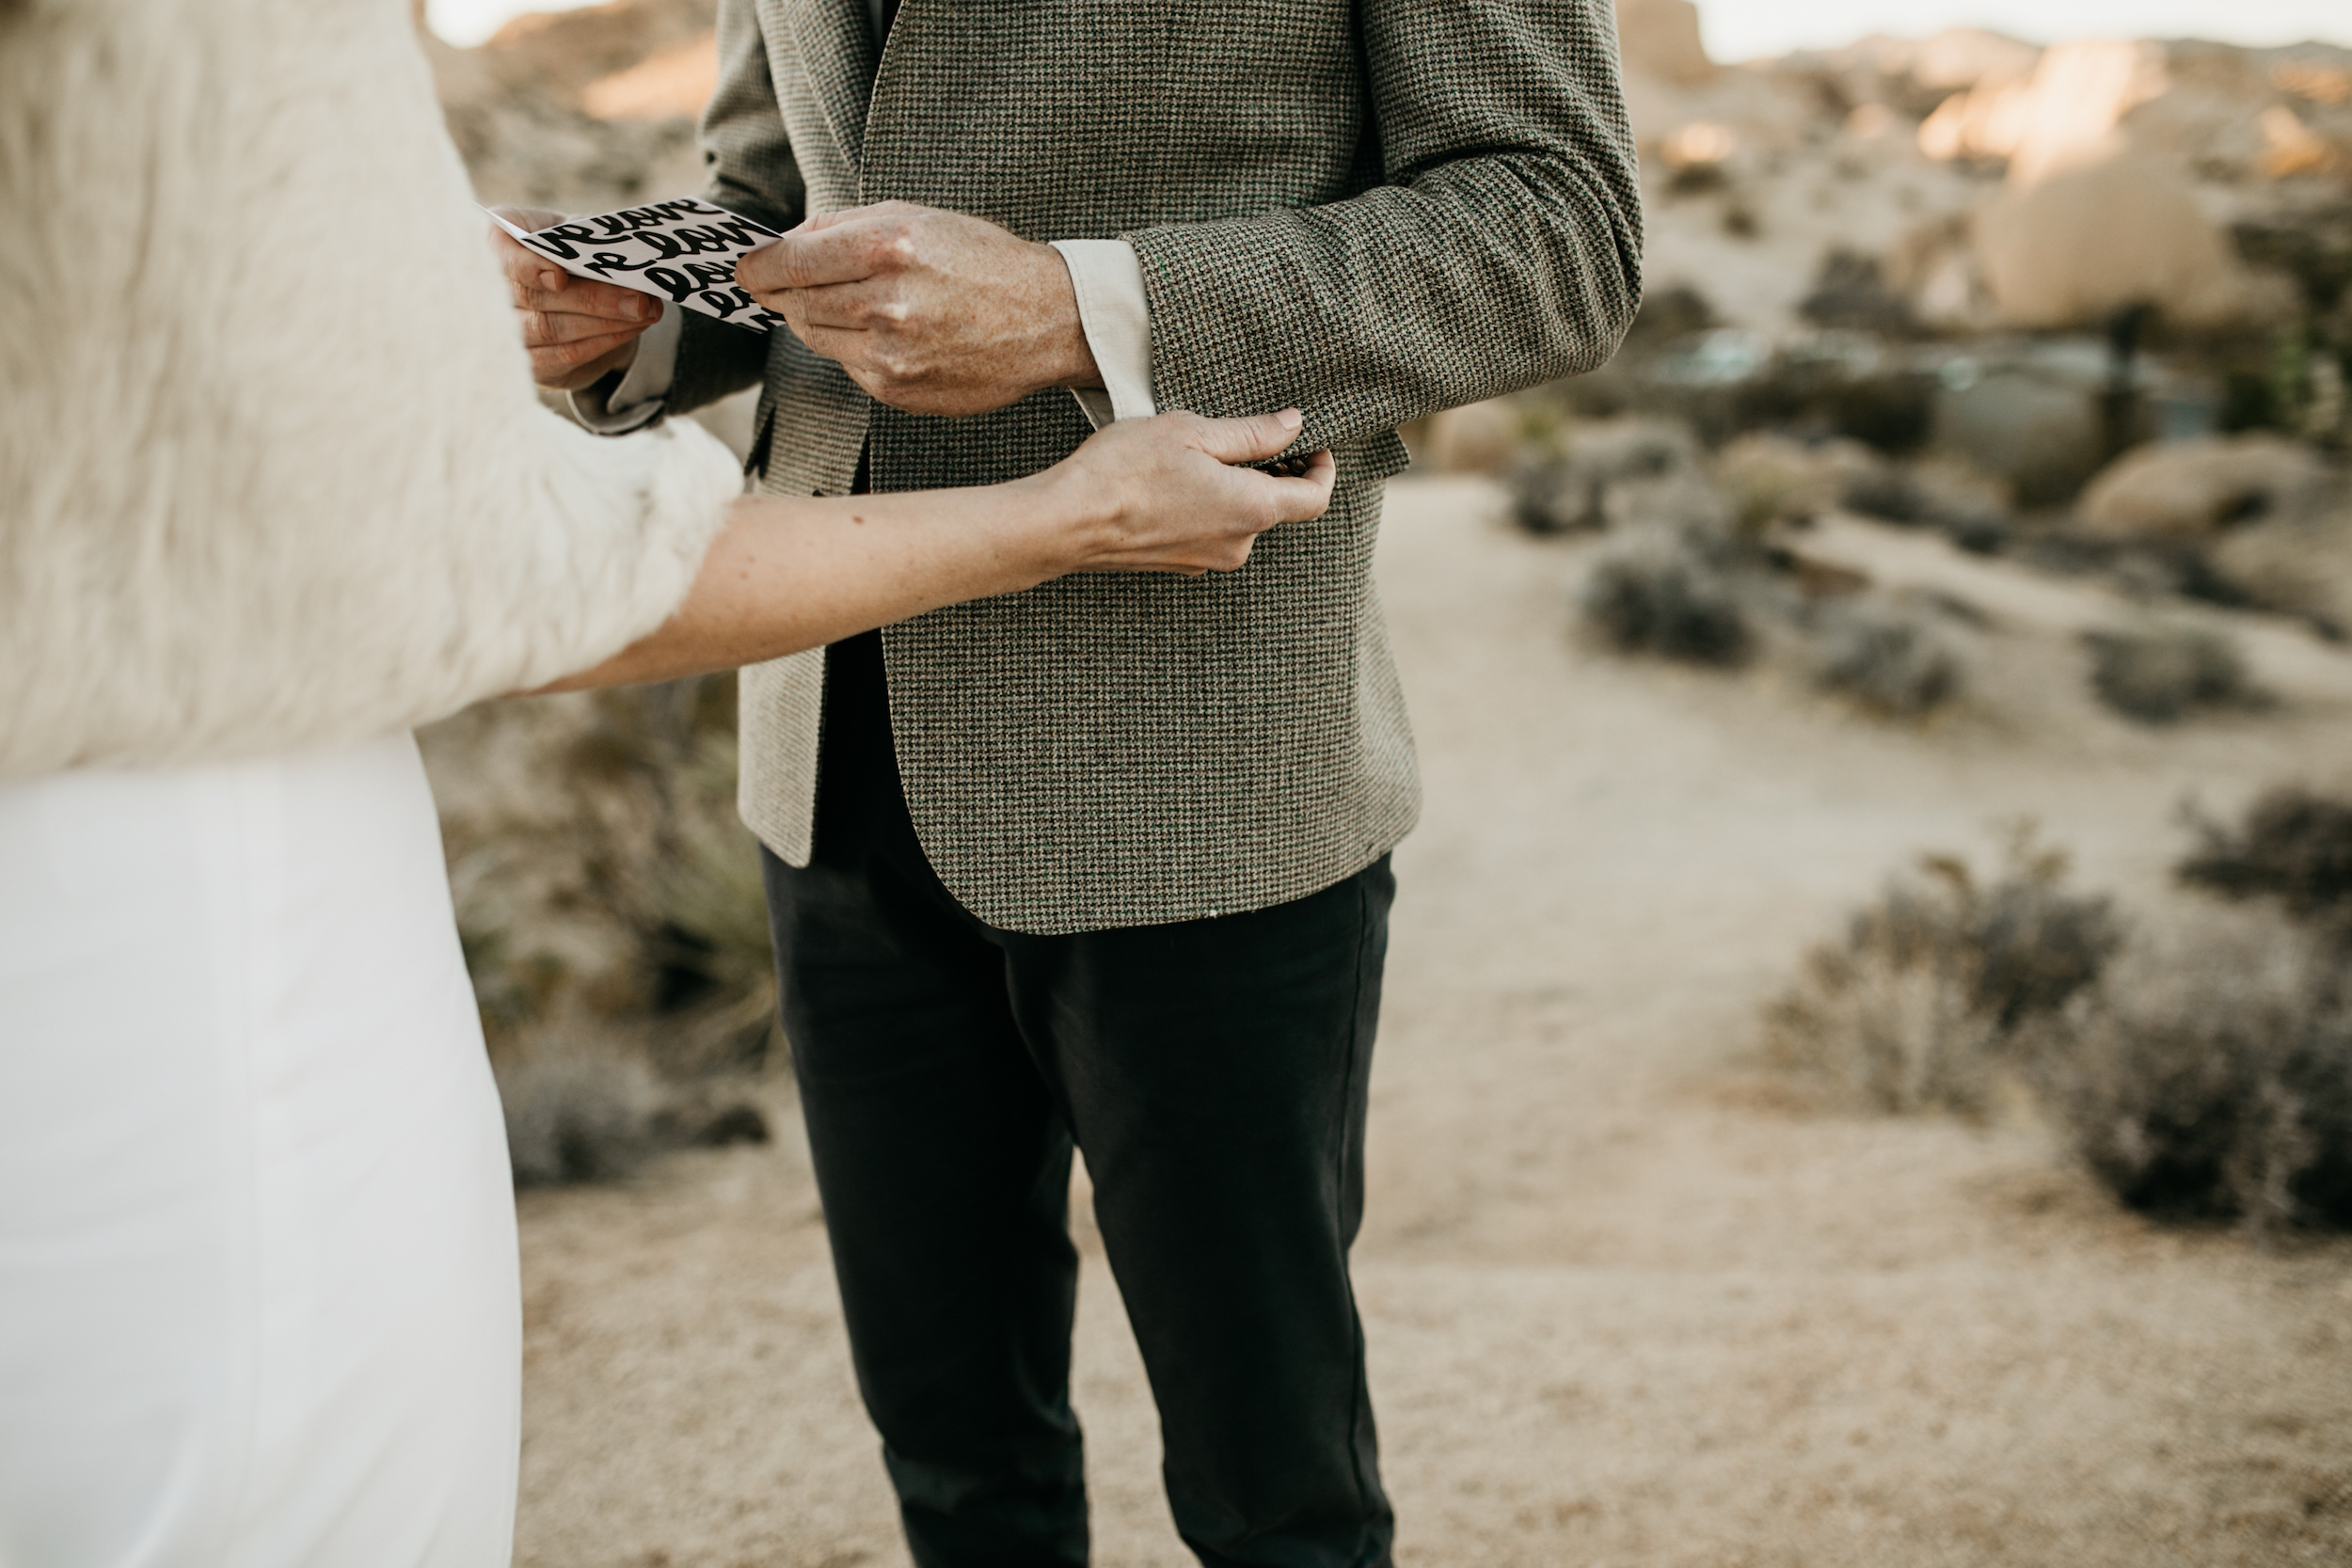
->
xmin=571 ymin=304 xmax=682 ymax=435
xmin=1048 ymin=239 xmax=1156 ymax=432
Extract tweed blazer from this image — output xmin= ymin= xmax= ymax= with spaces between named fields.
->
xmin=671 ymin=0 xmax=1643 ymax=935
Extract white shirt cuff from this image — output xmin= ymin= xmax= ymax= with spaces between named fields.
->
xmin=569 ymin=303 xmax=682 ymax=434
xmin=1048 ymin=239 xmax=1155 ymax=432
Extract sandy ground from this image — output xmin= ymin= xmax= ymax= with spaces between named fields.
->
xmin=512 ymin=478 xmax=2352 ymax=1568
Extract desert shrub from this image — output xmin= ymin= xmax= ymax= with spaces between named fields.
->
xmin=495 ymin=1020 xmax=771 ymax=1189
xmin=1510 ymin=419 xmax=1705 ymax=535
xmin=2033 ymin=915 xmax=2352 ymax=1231
xmin=640 ymin=734 xmax=783 ymax=1072
xmin=1838 ymin=463 xmax=1929 ymax=525
xmin=1799 ymin=249 xmax=1916 ymax=337
xmin=2179 ymin=785 xmax=2352 ymax=933
xmin=497 ymin=1031 xmax=666 ymax=1187
xmin=2083 ymin=621 xmax=2262 ymax=723
xmin=421 ymin=675 xmax=785 ymax=1184
xmin=1765 ymin=834 xmax=2123 ymax=1114
xmin=1578 ymin=524 xmax=1755 ymax=666
xmin=1510 ymin=455 xmax=1600 ymax=534
xmin=1810 ymin=595 xmax=1966 ymax=717
xmin=1714 ymin=434 xmax=1830 ymax=534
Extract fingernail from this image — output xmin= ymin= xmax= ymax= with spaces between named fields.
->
xmin=540 ymin=271 xmax=562 ymax=290
xmin=1278 ymin=408 xmax=1303 ymax=428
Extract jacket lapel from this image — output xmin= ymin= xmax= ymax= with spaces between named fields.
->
xmin=778 ymin=0 xmax=880 ymax=183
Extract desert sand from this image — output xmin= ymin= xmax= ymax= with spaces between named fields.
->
xmin=510 ymin=476 xmax=2352 ymax=1568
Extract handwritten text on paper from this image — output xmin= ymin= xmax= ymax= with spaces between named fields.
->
xmin=490 ymin=198 xmax=785 ymax=333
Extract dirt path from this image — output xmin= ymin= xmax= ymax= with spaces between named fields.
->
xmin=513 ymin=478 xmax=2352 ymax=1568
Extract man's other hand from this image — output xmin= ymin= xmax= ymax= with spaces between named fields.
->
xmin=488 ymin=206 xmax=663 ymax=390
xmin=737 ymin=201 xmax=1102 ymax=418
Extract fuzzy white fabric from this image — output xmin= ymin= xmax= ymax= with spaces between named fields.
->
xmin=0 ymin=0 xmax=742 ymax=779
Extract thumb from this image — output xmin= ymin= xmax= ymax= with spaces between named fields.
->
xmin=1185 ymin=408 xmax=1307 ymax=467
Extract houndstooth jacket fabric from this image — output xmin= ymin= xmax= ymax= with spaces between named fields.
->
xmin=672 ymin=0 xmax=1643 ymax=935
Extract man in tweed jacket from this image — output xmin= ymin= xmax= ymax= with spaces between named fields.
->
xmin=507 ymin=0 xmax=1639 ymax=1561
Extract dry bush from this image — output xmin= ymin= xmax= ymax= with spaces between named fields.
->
xmin=2031 ymin=913 xmax=2352 ymax=1231
xmin=1709 ymin=436 xmax=2011 ymax=552
xmin=1810 ymin=594 xmax=1967 ymax=717
xmin=1837 ymin=455 xmax=2014 ymax=554
xmin=1577 ymin=524 xmax=1755 ymax=666
xmin=1713 ymin=434 xmax=1834 ymax=534
xmin=421 ymin=676 xmax=781 ymax=1184
xmin=496 ymin=1024 xmax=666 ymax=1187
xmin=424 ymin=677 xmax=776 ymax=1065
xmin=1765 ymin=834 xmax=2123 ymax=1115
xmin=637 ymin=733 xmax=783 ymax=1075
xmin=2083 ymin=621 xmax=2263 ymax=723
xmin=494 ymin=1005 xmax=773 ymax=1189
xmin=1509 ymin=419 xmax=1707 ymax=535
xmin=2179 ymin=785 xmax=2352 ymax=934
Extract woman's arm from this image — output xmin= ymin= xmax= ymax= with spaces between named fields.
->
xmin=539 ymin=408 xmax=1332 ymax=693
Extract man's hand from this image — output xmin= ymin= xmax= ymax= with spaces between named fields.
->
xmin=737 ymin=201 xmax=1101 ymax=418
xmin=488 ymin=206 xmax=664 ymax=390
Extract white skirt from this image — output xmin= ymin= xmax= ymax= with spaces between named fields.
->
xmin=0 ymin=733 xmax=519 ymax=1568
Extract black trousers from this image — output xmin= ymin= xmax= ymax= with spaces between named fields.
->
xmin=762 ymin=629 xmax=1397 ymax=1568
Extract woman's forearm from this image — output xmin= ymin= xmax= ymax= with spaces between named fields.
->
xmin=536 ymin=476 xmax=1082 ymax=693
xmin=533 ymin=408 xmax=1329 ymax=695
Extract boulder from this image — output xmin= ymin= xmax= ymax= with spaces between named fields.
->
xmin=1971 ymin=142 xmax=2246 ymax=329
xmin=2208 ymin=514 xmax=2352 ymax=632
xmin=1917 ymin=39 xmax=2169 ymax=176
xmin=1908 ymin=28 xmax=2041 ymax=94
xmin=1931 ymin=359 xmax=2107 ymax=507
xmin=2076 ymin=436 xmax=2333 ymax=543
xmin=1614 ymin=0 xmax=1713 ymax=87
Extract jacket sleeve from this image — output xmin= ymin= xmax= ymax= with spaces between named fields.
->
xmin=668 ymin=0 xmax=807 ymax=415
xmin=1122 ymin=0 xmax=1644 ymax=455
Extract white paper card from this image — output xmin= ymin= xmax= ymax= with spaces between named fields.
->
xmin=488 ymin=198 xmax=787 ymax=334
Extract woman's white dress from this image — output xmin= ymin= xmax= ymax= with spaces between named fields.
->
xmin=0 ymin=734 xmax=521 ymax=1567
xmin=0 ymin=0 xmax=742 ymax=1560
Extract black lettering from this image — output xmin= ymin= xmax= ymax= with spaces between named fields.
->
xmin=580 ymin=250 xmax=653 ymax=278
xmin=643 ymin=266 xmax=701 ymax=303
xmin=519 ymin=224 xmax=595 ymax=261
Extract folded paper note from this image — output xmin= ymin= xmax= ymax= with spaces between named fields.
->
xmin=488 ymin=198 xmax=786 ymax=333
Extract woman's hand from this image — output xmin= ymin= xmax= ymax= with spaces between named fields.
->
xmin=538 ymin=408 xmax=1337 ymax=693
xmin=1029 ymin=409 xmax=1337 ymax=577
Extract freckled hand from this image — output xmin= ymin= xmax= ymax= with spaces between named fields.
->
xmin=736 ymin=201 xmax=1102 ymax=418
